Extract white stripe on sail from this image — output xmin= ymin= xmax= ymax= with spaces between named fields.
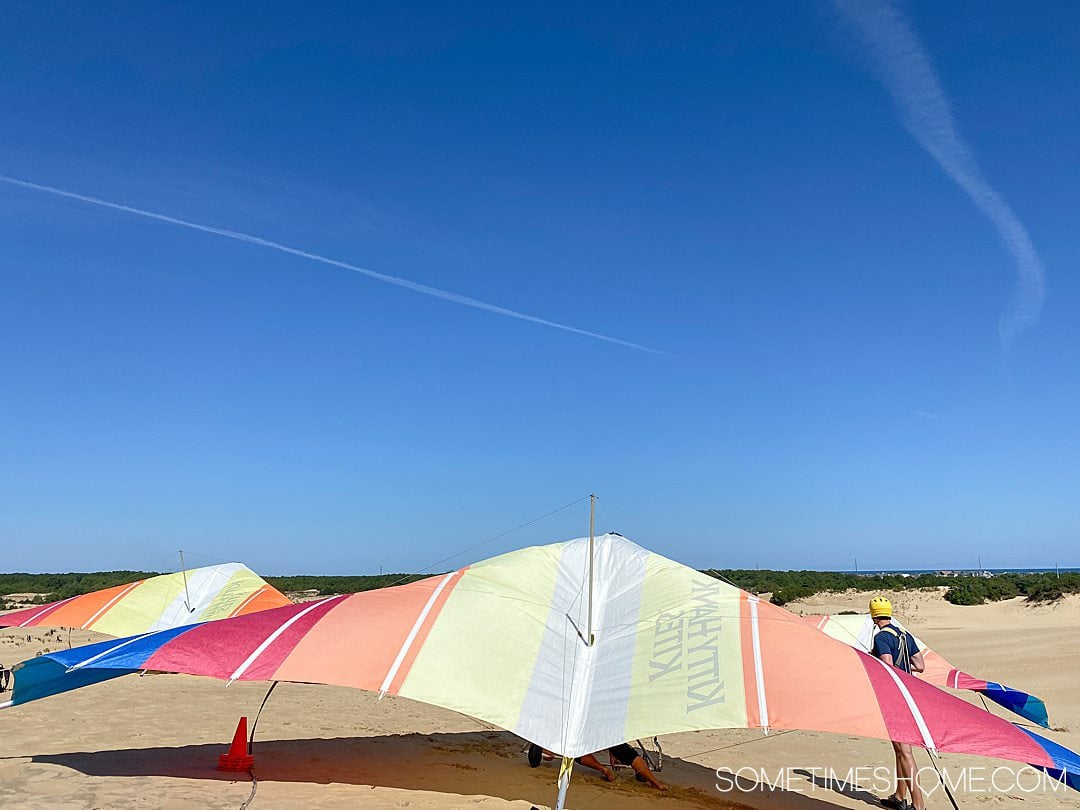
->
xmin=228 ymin=596 xmax=343 ymax=682
xmin=748 ymin=596 xmax=770 ymax=732
xmin=17 ymin=596 xmax=78 ymax=628
xmin=227 ymin=585 xmax=267 ymax=619
xmin=80 ymin=581 xmax=143 ymax=630
xmin=66 ymin=632 xmax=156 ymax=672
xmin=379 ymin=572 xmax=457 ymax=697
xmin=870 ymin=655 xmax=936 ymax=752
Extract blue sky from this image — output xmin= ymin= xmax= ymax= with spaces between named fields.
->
xmin=2 ymin=2 xmax=1077 ymax=574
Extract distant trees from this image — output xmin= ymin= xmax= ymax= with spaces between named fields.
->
xmin=704 ymin=569 xmax=948 ymax=606
xmin=704 ymin=569 xmax=1080 ymax=607
xmin=941 ymin=572 xmax=1080 ymax=605
xmin=2 ymin=569 xmax=1077 ymax=607
xmin=264 ymin=574 xmax=430 ymax=594
xmin=0 ymin=571 xmax=155 ymax=603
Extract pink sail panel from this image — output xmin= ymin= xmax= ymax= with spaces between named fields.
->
xmin=806 ymin=612 xmax=1050 ymax=727
xmin=742 ymin=596 xmax=1050 ymax=765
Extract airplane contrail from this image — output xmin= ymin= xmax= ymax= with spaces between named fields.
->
xmin=833 ymin=0 xmax=1045 ymax=348
xmin=1 ymin=175 xmax=664 ymax=355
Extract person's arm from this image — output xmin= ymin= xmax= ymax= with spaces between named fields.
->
xmin=872 ymin=631 xmax=896 ymax=667
xmin=909 ymin=636 xmax=925 ymax=673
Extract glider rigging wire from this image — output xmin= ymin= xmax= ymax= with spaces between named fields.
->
xmin=387 ymin=494 xmax=593 ymax=587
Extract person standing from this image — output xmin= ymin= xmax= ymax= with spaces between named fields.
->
xmin=869 ymin=596 xmax=925 ymax=810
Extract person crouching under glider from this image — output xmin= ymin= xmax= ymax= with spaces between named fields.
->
xmin=869 ymin=596 xmax=926 ymax=810
xmin=527 ymin=742 xmax=666 ymax=791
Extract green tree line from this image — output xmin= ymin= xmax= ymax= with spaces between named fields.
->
xmin=0 ymin=571 xmax=156 ymax=606
xmin=707 ymin=569 xmax=1080 ymax=606
xmin=2 ymin=569 xmax=1078 ymax=609
xmin=263 ymin=574 xmax=430 ymax=594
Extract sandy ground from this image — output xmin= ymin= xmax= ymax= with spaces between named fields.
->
xmin=0 ymin=591 xmax=1077 ymax=809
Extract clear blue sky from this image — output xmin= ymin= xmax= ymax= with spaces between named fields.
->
xmin=2 ymin=2 xmax=1077 ymax=574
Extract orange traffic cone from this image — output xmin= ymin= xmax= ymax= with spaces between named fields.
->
xmin=218 ymin=716 xmax=254 ymax=771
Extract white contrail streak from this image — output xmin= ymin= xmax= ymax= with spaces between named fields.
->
xmin=833 ymin=1 xmax=1045 ymax=347
xmin=1 ymin=175 xmax=663 ymax=355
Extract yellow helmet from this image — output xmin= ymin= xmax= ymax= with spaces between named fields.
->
xmin=869 ymin=596 xmax=892 ymax=619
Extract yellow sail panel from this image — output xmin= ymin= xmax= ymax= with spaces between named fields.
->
xmin=623 ymin=554 xmax=748 ymax=739
xmin=398 ymin=543 xmax=562 ymax=735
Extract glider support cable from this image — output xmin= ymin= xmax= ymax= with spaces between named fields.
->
xmin=248 ymin=681 xmax=279 ymax=755
xmin=682 ymin=729 xmax=797 ymax=760
xmin=237 ymin=768 xmax=258 ymax=810
xmin=925 ymin=750 xmax=962 ymax=810
xmin=386 ymin=494 xmax=593 ymax=588
xmin=232 ymin=681 xmax=280 ymax=810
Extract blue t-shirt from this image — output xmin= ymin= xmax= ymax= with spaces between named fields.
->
xmin=872 ymin=624 xmax=919 ymax=673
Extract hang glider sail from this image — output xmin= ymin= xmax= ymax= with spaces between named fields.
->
xmin=5 ymin=535 xmax=1078 ymax=800
xmin=806 ymin=613 xmax=1050 ymax=728
xmin=0 ymin=563 xmax=291 ymax=636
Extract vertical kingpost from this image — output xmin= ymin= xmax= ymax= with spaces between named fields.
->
xmin=179 ymin=549 xmax=193 ymax=613
xmin=587 ymin=494 xmax=596 ymax=646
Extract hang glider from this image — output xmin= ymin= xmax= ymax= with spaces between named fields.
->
xmin=806 ymin=612 xmax=1050 ymax=728
xmin=0 ymin=563 xmax=291 ymax=636
xmin=5 ymin=535 xmax=1078 ymax=804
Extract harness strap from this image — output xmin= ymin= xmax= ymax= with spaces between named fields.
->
xmin=876 ymin=625 xmax=911 ymax=671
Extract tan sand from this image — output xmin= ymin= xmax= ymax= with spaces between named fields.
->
xmin=1 ymin=591 xmax=1077 ymax=809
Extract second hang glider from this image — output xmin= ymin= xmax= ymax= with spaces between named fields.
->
xmin=6 ymin=535 xmax=1079 ymax=801
xmin=0 ymin=563 xmax=291 ymax=637
xmin=807 ymin=612 xmax=1050 ymax=728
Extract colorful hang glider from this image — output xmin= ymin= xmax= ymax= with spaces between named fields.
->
xmin=806 ymin=612 xmax=1050 ymax=728
xmin=0 ymin=563 xmax=291 ymax=636
xmin=5 ymin=535 xmax=1078 ymax=804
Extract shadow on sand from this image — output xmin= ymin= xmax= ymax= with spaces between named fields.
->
xmin=29 ymin=730 xmax=862 ymax=809
xmin=791 ymin=768 xmax=882 ymax=807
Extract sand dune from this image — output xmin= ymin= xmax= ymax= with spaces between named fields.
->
xmin=1 ymin=591 xmax=1077 ymax=808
